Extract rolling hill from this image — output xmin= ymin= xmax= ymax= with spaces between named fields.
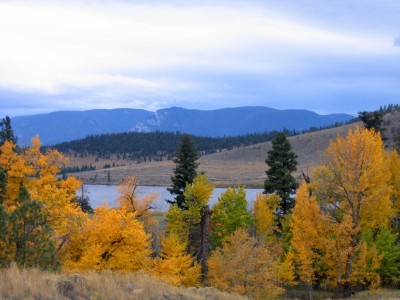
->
xmin=62 ymin=108 xmax=400 ymax=187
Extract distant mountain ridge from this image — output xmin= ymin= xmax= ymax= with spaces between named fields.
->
xmin=12 ymin=106 xmax=354 ymax=145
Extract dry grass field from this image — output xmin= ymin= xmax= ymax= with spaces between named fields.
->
xmin=2 ymin=264 xmax=400 ymax=300
xmin=64 ymin=109 xmax=400 ymax=187
xmin=0 ymin=264 xmax=244 ymax=300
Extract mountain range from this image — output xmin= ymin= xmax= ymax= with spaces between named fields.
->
xmin=12 ymin=106 xmax=354 ymax=145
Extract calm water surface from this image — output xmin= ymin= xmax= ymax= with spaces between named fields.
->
xmin=84 ymin=184 xmax=263 ymax=211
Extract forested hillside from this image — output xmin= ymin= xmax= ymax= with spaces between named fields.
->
xmin=47 ymin=121 xmax=356 ymax=166
xmin=48 ymin=130 xmax=288 ymax=161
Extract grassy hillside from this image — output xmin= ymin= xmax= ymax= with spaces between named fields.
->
xmin=63 ymin=109 xmax=400 ymax=187
xmin=0 ymin=264 xmax=244 ymax=300
xmin=2 ymin=264 xmax=400 ymax=300
xmin=66 ymin=122 xmax=358 ymax=187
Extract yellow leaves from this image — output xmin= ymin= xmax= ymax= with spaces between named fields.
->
xmin=291 ymin=182 xmax=329 ymax=286
xmin=351 ymin=242 xmax=382 ymax=289
xmin=68 ymin=204 xmax=152 ymax=272
xmin=253 ymin=192 xmax=279 ymax=242
xmin=183 ymin=174 xmax=214 ymax=209
xmin=292 ymin=128 xmax=397 ymax=292
xmin=207 ymin=229 xmax=285 ymax=300
xmin=166 ymin=174 xmax=213 ymax=244
xmin=313 ymin=127 xmax=392 ymax=230
xmin=117 ymin=176 xmax=157 ymax=217
xmin=24 ymin=136 xmax=67 ymax=178
xmin=152 ymin=234 xmax=201 ymax=287
xmin=0 ymin=137 xmax=86 ymax=258
xmin=0 ymin=141 xmax=33 ymax=206
xmin=275 ymin=250 xmax=297 ymax=286
xmin=166 ymin=204 xmax=190 ymax=244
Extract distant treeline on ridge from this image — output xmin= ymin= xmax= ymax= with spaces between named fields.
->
xmin=45 ymin=118 xmax=357 ymax=163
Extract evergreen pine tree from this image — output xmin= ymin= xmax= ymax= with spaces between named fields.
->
xmin=167 ymin=134 xmax=199 ymax=209
xmin=264 ymin=132 xmax=298 ymax=217
xmin=0 ymin=116 xmax=17 ymax=146
xmin=0 ymin=204 xmax=13 ymax=268
xmin=358 ymin=111 xmax=384 ymax=132
xmin=10 ymin=186 xmax=56 ymax=270
xmin=72 ymin=185 xmax=94 ymax=214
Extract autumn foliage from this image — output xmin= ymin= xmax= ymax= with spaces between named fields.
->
xmin=291 ymin=128 xmax=399 ymax=298
xmin=1 ymin=120 xmax=400 ymax=299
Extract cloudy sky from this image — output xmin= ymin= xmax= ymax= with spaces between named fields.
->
xmin=0 ymin=0 xmax=399 ymax=117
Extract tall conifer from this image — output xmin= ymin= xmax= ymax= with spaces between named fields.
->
xmin=264 ymin=132 xmax=298 ymax=217
xmin=167 ymin=134 xmax=199 ymax=209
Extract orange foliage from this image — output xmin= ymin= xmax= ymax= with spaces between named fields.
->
xmin=0 ymin=141 xmax=33 ymax=207
xmin=253 ymin=192 xmax=279 ymax=242
xmin=297 ymin=128 xmax=393 ymax=292
xmin=0 ymin=137 xmax=86 ymax=259
xmin=291 ymin=182 xmax=329 ymax=286
xmin=152 ymin=234 xmax=201 ymax=287
xmin=207 ymin=229 xmax=286 ymax=299
xmin=117 ymin=176 xmax=157 ymax=217
xmin=66 ymin=204 xmax=152 ymax=272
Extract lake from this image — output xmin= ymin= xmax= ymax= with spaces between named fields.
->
xmin=84 ymin=184 xmax=264 ymax=211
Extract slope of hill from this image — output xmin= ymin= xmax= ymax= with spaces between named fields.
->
xmin=51 ymin=108 xmax=400 ymax=187
xmin=12 ymin=106 xmax=354 ymax=145
xmin=66 ymin=122 xmax=360 ymax=187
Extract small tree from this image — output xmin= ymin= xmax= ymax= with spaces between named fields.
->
xmin=153 ymin=234 xmax=201 ymax=287
xmin=167 ymin=134 xmax=199 ymax=209
xmin=207 ymin=229 xmax=286 ymax=299
xmin=358 ymin=111 xmax=384 ymax=132
xmin=211 ymin=187 xmax=253 ymax=248
xmin=0 ymin=116 xmax=17 ymax=147
xmin=10 ymin=186 xmax=55 ymax=270
xmin=264 ymin=132 xmax=298 ymax=217
xmin=72 ymin=185 xmax=93 ymax=214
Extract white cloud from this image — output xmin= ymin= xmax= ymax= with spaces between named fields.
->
xmin=0 ymin=1 xmax=395 ymax=95
xmin=0 ymin=0 xmax=398 ymax=117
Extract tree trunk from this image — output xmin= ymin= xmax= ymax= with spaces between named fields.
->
xmin=200 ymin=205 xmax=211 ymax=282
xmin=342 ymin=282 xmax=352 ymax=298
xmin=308 ymin=284 xmax=313 ymax=300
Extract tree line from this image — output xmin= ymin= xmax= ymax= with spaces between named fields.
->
xmin=43 ymin=117 xmax=359 ymax=163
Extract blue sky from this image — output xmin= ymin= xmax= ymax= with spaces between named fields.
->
xmin=0 ymin=0 xmax=399 ymax=117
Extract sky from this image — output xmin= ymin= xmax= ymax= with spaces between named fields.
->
xmin=0 ymin=0 xmax=399 ymax=117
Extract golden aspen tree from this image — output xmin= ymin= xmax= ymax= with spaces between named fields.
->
xmin=67 ymin=204 xmax=151 ymax=271
xmin=0 ymin=141 xmax=33 ymax=208
xmin=312 ymin=127 xmax=393 ymax=297
xmin=0 ymin=137 xmax=86 ymax=264
xmin=291 ymin=182 xmax=329 ymax=294
xmin=152 ymin=234 xmax=201 ymax=287
xmin=22 ymin=137 xmax=86 ymax=260
xmin=207 ymin=229 xmax=285 ymax=299
xmin=253 ymin=192 xmax=280 ymax=242
xmin=275 ymin=250 xmax=297 ymax=287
